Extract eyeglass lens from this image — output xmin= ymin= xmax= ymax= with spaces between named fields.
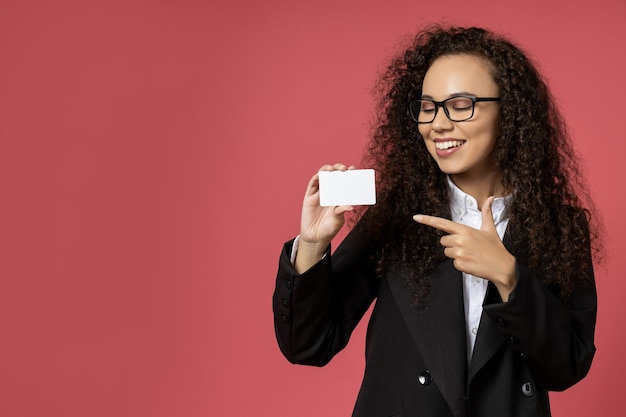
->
xmin=414 ymin=96 xmax=475 ymax=123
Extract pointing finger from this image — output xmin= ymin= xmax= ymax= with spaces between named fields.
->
xmin=413 ymin=214 xmax=464 ymax=234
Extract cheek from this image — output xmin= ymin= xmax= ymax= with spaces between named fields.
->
xmin=422 ymin=138 xmax=437 ymax=160
xmin=417 ymin=125 xmax=435 ymax=152
xmin=482 ymin=114 xmax=500 ymax=145
xmin=417 ymin=125 xmax=429 ymax=139
xmin=466 ymin=118 xmax=499 ymax=150
xmin=483 ymin=125 xmax=500 ymax=152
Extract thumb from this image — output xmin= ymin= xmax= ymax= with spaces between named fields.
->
xmin=480 ymin=196 xmax=497 ymax=233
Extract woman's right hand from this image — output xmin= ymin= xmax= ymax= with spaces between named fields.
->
xmin=294 ymin=163 xmax=355 ymax=273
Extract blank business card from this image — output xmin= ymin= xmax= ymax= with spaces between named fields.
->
xmin=318 ymin=169 xmax=376 ymax=207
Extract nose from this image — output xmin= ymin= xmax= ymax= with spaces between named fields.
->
xmin=431 ymin=105 xmax=453 ymax=131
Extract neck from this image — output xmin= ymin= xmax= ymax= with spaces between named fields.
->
xmin=449 ymin=171 xmax=506 ymax=209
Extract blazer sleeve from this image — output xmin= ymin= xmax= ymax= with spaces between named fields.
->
xmin=483 ymin=255 xmax=597 ymax=391
xmin=272 ymin=230 xmax=380 ymax=366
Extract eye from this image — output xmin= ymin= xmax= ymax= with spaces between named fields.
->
xmin=449 ymin=97 xmax=473 ymax=111
xmin=420 ymin=100 xmax=436 ymax=112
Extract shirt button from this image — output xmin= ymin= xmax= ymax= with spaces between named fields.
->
xmin=471 ymin=327 xmax=478 ymax=335
xmin=285 ymin=279 xmax=292 ymax=289
xmin=473 ymin=277 xmax=481 ymax=284
xmin=281 ymin=315 xmax=290 ymax=324
xmin=282 ymin=298 xmax=289 ymax=308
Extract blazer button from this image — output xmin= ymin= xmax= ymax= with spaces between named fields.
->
xmin=496 ymin=317 xmax=507 ymax=327
xmin=418 ymin=371 xmax=432 ymax=385
xmin=521 ymin=382 xmax=536 ymax=397
xmin=507 ymin=336 xmax=519 ymax=345
xmin=281 ymin=315 xmax=290 ymax=324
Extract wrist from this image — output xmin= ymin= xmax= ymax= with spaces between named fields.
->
xmin=293 ymin=237 xmax=330 ymax=274
xmin=495 ymin=255 xmax=516 ymax=302
xmin=297 ymin=238 xmax=330 ymax=258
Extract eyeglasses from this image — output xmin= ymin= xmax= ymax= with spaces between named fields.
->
xmin=409 ymin=95 xmax=500 ymax=123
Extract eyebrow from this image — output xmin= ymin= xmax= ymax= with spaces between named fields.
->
xmin=421 ymin=92 xmax=476 ymax=100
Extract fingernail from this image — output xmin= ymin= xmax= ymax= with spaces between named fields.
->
xmin=413 ymin=214 xmax=423 ymax=222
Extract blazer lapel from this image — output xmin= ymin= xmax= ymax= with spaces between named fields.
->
xmin=467 ymin=283 xmax=506 ymax=381
xmin=468 ymin=232 xmax=516 ymax=382
xmin=387 ymin=259 xmax=468 ymax=415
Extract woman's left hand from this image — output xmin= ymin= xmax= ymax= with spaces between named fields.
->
xmin=413 ymin=196 xmax=516 ymax=301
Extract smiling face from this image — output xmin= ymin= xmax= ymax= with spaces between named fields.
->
xmin=418 ymin=54 xmax=501 ymax=192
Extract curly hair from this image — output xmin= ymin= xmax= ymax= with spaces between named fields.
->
xmin=352 ymin=25 xmax=603 ymax=304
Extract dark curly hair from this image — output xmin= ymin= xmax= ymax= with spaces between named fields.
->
xmin=352 ymin=25 xmax=603 ymax=304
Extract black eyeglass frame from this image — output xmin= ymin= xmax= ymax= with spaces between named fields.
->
xmin=409 ymin=95 xmax=501 ymax=123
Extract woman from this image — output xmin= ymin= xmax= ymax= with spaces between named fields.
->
xmin=272 ymin=26 xmax=601 ymax=417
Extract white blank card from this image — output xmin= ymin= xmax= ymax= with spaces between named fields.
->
xmin=318 ymin=169 xmax=376 ymax=207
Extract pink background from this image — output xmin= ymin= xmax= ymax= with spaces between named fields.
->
xmin=0 ymin=0 xmax=624 ymax=416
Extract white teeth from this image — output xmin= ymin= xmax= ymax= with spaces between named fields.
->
xmin=435 ymin=140 xmax=465 ymax=150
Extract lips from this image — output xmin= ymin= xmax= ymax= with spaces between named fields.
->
xmin=435 ymin=139 xmax=466 ymax=150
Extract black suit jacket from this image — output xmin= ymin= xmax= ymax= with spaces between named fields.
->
xmin=273 ymin=230 xmax=596 ymax=417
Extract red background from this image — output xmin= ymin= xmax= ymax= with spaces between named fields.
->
xmin=0 ymin=0 xmax=624 ymax=416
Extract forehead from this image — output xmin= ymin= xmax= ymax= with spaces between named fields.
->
xmin=422 ymin=54 xmax=498 ymax=98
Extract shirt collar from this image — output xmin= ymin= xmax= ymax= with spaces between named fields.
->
xmin=446 ymin=176 xmax=512 ymax=225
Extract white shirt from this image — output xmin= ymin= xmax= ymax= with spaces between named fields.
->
xmin=446 ymin=177 xmax=512 ymax=362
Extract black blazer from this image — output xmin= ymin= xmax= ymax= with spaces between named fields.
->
xmin=273 ymin=230 xmax=596 ymax=417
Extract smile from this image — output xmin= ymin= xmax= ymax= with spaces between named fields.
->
xmin=435 ymin=140 xmax=466 ymax=150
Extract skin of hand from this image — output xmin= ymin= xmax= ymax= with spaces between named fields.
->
xmin=413 ymin=196 xmax=516 ymax=302
xmin=294 ymin=163 xmax=355 ymax=273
